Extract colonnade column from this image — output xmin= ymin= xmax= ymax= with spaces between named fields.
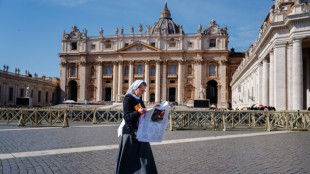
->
xmin=112 ymin=62 xmax=117 ymax=102
xmin=155 ymin=60 xmax=161 ymax=103
xmin=129 ymin=61 xmax=134 ymax=86
xmin=269 ymin=51 xmax=274 ymax=106
xmin=162 ymin=61 xmax=167 ymax=102
xmin=79 ymin=61 xmax=87 ymax=102
xmin=262 ymin=58 xmax=269 ymax=106
xmin=274 ymin=44 xmax=287 ymax=110
xmin=60 ymin=62 xmax=68 ymax=101
xmin=287 ymin=43 xmax=293 ymax=110
xmin=292 ymin=39 xmax=303 ymax=110
xmin=118 ymin=61 xmax=123 ymax=102
xmin=307 ymin=54 xmax=310 ymax=108
xmin=144 ymin=61 xmax=150 ymax=102
xmin=177 ymin=60 xmax=183 ymax=104
xmin=258 ymin=62 xmax=263 ymax=105
xmin=97 ymin=62 xmax=103 ymax=102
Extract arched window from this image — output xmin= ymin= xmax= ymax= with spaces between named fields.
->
xmin=71 ymin=65 xmax=76 ymax=76
xmin=106 ymin=65 xmax=112 ymax=75
xmin=137 ymin=65 xmax=143 ymax=74
xmin=125 ymin=66 xmax=129 ymax=76
xmin=151 ymin=66 xmax=155 ymax=75
xmin=170 ymin=65 xmax=176 ymax=74
xmin=210 ymin=64 xmax=216 ymax=75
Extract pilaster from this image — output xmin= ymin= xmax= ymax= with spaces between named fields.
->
xmin=155 ymin=60 xmax=161 ymax=103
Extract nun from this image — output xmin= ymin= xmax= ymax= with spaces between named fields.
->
xmin=114 ymin=80 xmax=158 ymax=174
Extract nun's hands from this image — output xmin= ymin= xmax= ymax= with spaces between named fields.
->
xmin=138 ymin=108 xmax=146 ymax=115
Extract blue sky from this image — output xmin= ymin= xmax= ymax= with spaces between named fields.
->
xmin=0 ymin=0 xmax=274 ymax=78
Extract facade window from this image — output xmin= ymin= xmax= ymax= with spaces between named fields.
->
xmin=106 ymin=65 xmax=112 ymax=75
xmin=188 ymin=42 xmax=193 ymax=48
xmin=187 ymin=65 xmax=192 ymax=74
xmin=210 ymin=39 xmax=216 ymax=47
xmin=46 ymin=92 xmax=48 ymax=103
xmin=151 ymin=42 xmax=155 ymax=47
xmin=151 ymin=66 xmax=155 ymax=75
xmin=91 ymin=44 xmax=96 ymax=50
xmin=71 ymin=42 xmax=77 ymax=50
xmin=20 ymin=89 xmax=24 ymax=97
xmin=124 ymin=43 xmax=129 ymax=47
xmin=231 ymin=61 xmax=236 ymax=64
xmin=124 ymin=80 xmax=128 ymax=83
xmin=210 ymin=64 xmax=216 ymax=75
xmin=125 ymin=66 xmax=129 ymax=76
xmin=90 ymin=66 xmax=95 ymax=76
xmin=106 ymin=80 xmax=111 ymax=84
xmin=38 ymin=91 xmax=41 ymax=102
xmin=170 ymin=80 xmax=175 ymax=83
xmin=71 ymin=65 xmax=76 ymax=76
xmin=137 ymin=65 xmax=143 ymax=74
xmin=170 ymin=65 xmax=176 ymax=74
xmin=105 ymin=41 xmax=112 ymax=49
xmin=151 ymin=80 xmax=155 ymax=84
xmin=9 ymin=87 xmax=13 ymax=101
xmin=169 ymin=42 xmax=176 ymax=47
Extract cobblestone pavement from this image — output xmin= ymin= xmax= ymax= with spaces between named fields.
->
xmin=0 ymin=123 xmax=309 ymax=174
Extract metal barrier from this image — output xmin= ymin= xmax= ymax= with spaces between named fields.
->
xmin=1 ymin=108 xmax=309 ymax=131
xmin=169 ymin=110 xmax=310 ymax=131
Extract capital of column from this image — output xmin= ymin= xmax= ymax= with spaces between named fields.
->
xmin=61 ymin=62 xmax=68 ymax=67
xmin=293 ymin=38 xmax=303 ymax=44
xmin=118 ymin=61 xmax=123 ymax=65
xmin=128 ymin=60 xmax=134 ymax=65
xmin=177 ymin=59 xmax=185 ymax=64
xmin=194 ymin=59 xmax=203 ymax=65
xmin=155 ymin=60 xmax=161 ymax=64
xmin=80 ymin=61 xmax=87 ymax=66
xmin=144 ymin=60 xmax=150 ymax=65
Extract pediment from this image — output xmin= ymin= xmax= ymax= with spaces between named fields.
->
xmin=117 ymin=41 xmax=161 ymax=52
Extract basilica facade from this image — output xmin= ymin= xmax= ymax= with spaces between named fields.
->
xmin=231 ymin=0 xmax=310 ymax=110
xmin=59 ymin=3 xmax=230 ymax=108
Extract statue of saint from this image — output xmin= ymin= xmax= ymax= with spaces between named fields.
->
xmin=130 ymin=26 xmax=134 ymax=35
xmin=198 ymin=85 xmax=205 ymax=99
xmin=121 ymin=26 xmax=124 ymax=35
xmin=100 ymin=28 xmax=104 ymax=37
xmin=198 ymin=24 xmax=202 ymax=33
xmin=83 ymin=28 xmax=87 ymax=37
xmin=26 ymin=85 xmax=32 ymax=98
xmin=138 ymin=24 xmax=143 ymax=34
xmin=115 ymin=27 xmax=118 ymax=35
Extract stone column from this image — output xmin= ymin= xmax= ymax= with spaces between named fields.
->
xmin=118 ymin=61 xmax=123 ymax=102
xmin=262 ymin=58 xmax=269 ymax=106
xmin=97 ymin=62 xmax=103 ymax=102
xmin=112 ymin=62 xmax=118 ymax=102
xmin=155 ymin=60 xmax=161 ymax=103
xmin=177 ymin=60 xmax=183 ymax=104
xmin=129 ymin=61 xmax=134 ymax=86
xmin=60 ymin=62 xmax=68 ymax=101
xmin=274 ymin=44 xmax=287 ymax=110
xmin=269 ymin=51 xmax=274 ymax=106
xmin=144 ymin=61 xmax=150 ymax=102
xmin=307 ymin=54 xmax=310 ymax=109
xmin=162 ymin=61 xmax=167 ymax=101
xmin=292 ymin=39 xmax=303 ymax=110
xmin=194 ymin=60 xmax=202 ymax=99
xmin=258 ymin=62 xmax=263 ymax=105
xmin=287 ymin=43 xmax=293 ymax=110
xmin=219 ymin=60 xmax=227 ymax=108
xmin=79 ymin=61 xmax=87 ymax=102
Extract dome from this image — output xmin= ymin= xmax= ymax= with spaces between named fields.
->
xmin=150 ymin=2 xmax=183 ymax=35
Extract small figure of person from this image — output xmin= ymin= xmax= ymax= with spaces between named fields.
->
xmin=114 ymin=80 xmax=158 ymax=174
